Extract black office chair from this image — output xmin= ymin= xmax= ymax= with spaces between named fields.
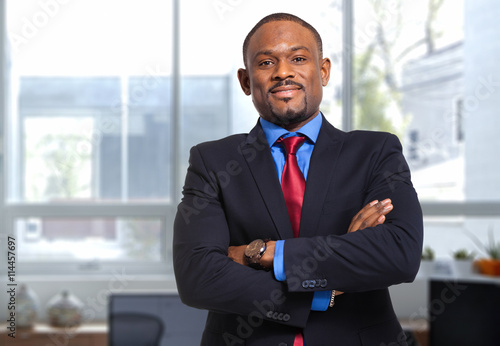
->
xmin=109 ymin=312 xmax=164 ymax=346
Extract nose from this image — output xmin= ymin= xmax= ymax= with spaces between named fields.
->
xmin=272 ymin=60 xmax=295 ymax=80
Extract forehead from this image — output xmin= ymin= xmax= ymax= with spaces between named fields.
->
xmin=247 ymin=20 xmax=319 ymax=59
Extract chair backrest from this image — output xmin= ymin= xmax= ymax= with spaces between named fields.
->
xmin=109 ymin=312 xmax=164 ymax=346
xmin=108 ymin=293 xmax=207 ymax=346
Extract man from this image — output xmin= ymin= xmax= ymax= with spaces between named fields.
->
xmin=173 ymin=13 xmax=423 ymax=345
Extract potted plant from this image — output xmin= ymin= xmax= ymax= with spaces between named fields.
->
xmin=451 ymin=248 xmax=475 ymax=277
xmin=419 ymin=246 xmax=435 ymax=277
xmin=421 ymin=246 xmax=435 ymax=261
xmin=467 ymin=227 xmax=500 ymax=276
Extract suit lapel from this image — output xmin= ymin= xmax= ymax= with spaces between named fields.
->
xmin=299 ymin=118 xmax=345 ymax=236
xmin=240 ymin=123 xmax=294 ymax=240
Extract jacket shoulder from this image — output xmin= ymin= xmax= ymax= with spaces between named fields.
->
xmin=195 ymin=133 xmax=248 ymax=150
xmin=347 ymin=129 xmax=398 ymax=140
xmin=319 ymin=118 xmax=399 ymax=145
xmin=345 ymin=130 xmax=402 ymax=149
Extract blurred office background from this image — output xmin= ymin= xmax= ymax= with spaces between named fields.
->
xmin=1 ymin=0 xmax=499 ymax=344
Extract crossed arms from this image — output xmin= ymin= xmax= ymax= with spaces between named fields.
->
xmin=228 ymin=198 xmax=394 ymax=268
xmin=173 ymin=132 xmax=423 ymax=328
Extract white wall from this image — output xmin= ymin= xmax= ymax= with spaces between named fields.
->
xmin=464 ymin=0 xmax=500 ymax=201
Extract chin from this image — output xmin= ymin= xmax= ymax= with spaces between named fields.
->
xmin=272 ymin=111 xmax=311 ymax=128
xmin=259 ymin=98 xmax=311 ymax=127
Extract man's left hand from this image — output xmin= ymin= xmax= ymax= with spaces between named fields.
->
xmin=227 ymin=245 xmax=247 ymax=265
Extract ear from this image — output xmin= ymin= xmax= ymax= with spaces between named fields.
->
xmin=320 ymin=57 xmax=331 ymax=87
xmin=237 ymin=68 xmax=252 ymax=95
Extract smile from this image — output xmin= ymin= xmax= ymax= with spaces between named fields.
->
xmin=272 ymin=89 xmax=300 ymax=98
xmin=270 ymin=86 xmax=302 ymax=98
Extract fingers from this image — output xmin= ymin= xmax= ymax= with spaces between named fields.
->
xmin=228 ymin=245 xmax=247 ymax=265
xmin=347 ymin=198 xmax=393 ymax=233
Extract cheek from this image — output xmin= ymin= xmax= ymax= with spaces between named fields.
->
xmin=249 ymin=78 xmax=267 ymax=97
xmin=250 ymin=88 xmax=267 ymax=106
xmin=304 ymin=75 xmax=324 ymax=101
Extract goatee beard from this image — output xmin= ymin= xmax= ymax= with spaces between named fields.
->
xmin=269 ymin=100 xmax=310 ymax=128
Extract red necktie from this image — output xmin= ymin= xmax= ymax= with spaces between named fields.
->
xmin=278 ymin=136 xmax=306 ymax=346
xmin=278 ymin=136 xmax=306 ymax=238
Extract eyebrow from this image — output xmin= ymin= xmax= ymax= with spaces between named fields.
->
xmin=253 ymin=45 xmax=311 ymax=59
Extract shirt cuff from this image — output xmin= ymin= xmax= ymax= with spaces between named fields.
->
xmin=273 ymin=240 xmax=286 ymax=281
xmin=311 ymin=290 xmax=331 ymax=311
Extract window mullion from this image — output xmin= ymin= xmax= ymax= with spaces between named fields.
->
xmin=172 ymin=0 xmax=181 ymax=201
xmin=421 ymin=202 xmax=500 ymax=217
xmin=342 ymin=0 xmax=354 ymax=132
xmin=120 ymin=75 xmax=129 ymax=202
xmin=5 ymin=203 xmax=175 ymax=218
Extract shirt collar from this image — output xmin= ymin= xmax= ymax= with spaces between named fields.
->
xmin=260 ymin=112 xmax=323 ymax=147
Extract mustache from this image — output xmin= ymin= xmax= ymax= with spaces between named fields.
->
xmin=268 ymin=80 xmax=304 ymax=93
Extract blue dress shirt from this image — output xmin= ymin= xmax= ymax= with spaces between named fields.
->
xmin=260 ymin=113 xmax=330 ymax=311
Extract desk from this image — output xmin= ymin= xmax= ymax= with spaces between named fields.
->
xmin=1 ymin=323 xmax=107 ymax=346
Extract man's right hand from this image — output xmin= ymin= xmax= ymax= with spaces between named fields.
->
xmin=334 ymin=199 xmax=393 ymax=297
xmin=347 ymin=199 xmax=393 ymax=233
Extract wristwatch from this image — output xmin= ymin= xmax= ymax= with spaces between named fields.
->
xmin=244 ymin=239 xmax=267 ymax=268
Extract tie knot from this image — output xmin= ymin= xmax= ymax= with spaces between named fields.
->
xmin=278 ymin=136 xmax=306 ymax=155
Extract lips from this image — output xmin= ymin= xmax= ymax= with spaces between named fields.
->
xmin=269 ymin=82 xmax=303 ymax=98
xmin=271 ymin=86 xmax=300 ymax=94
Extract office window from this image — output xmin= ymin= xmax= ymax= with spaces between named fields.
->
xmin=19 ymin=76 xmax=172 ymax=202
xmin=353 ymin=0 xmax=465 ymax=201
xmin=353 ymin=0 xmax=500 ymax=257
xmin=7 ymin=1 xmax=173 ymax=203
xmin=4 ymin=0 xmax=174 ymax=275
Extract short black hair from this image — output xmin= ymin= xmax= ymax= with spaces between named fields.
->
xmin=242 ymin=13 xmax=323 ymax=67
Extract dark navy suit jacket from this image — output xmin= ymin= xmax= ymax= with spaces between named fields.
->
xmin=173 ymin=116 xmax=423 ymax=345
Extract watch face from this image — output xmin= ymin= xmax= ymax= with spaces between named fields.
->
xmin=244 ymin=239 xmax=265 ymax=260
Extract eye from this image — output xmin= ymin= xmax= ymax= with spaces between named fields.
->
xmin=258 ymin=60 xmax=274 ymax=67
xmin=293 ymin=56 xmax=307 ymax=63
